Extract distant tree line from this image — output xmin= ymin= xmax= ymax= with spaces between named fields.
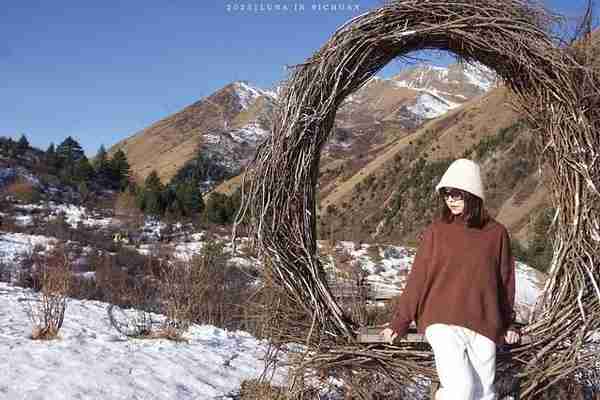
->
xmin=0 ymin=134 xmax=34 ymax=158
xmin=1 ymin=134 xmax=241 ymax=225
xmin=0 ymin=134 xmax=131 ymax=199
xmin=134 ymin=169 xmax=241 ymax=224
xmin=43 ymin=138 xmax=132 ymax=193
xmin=133 ymin=145 xmax=240 ymax=224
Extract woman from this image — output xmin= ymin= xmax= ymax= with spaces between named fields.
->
xmin=381 ymin=158 xmax=520 ymax=400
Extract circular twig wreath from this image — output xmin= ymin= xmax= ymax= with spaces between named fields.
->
xmin=234 ymin=0 xmax=600 ymax=397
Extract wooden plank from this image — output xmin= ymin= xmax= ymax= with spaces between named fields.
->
xmin=357 ymin=333 xmax=425 ymax=343
xmin=357 ymin=325 xmax=532 ymax=345
xmin=366 ymin=290 xmax=397 ymax=301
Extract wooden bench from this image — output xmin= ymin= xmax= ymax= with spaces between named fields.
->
xmin=357 ymin=325 xmax=530 ymax=344
xmin=357 ymin=325 xmax=530 ymax=399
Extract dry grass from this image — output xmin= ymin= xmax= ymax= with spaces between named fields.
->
xmin=239 ymin=379 xmax=287 ymax=400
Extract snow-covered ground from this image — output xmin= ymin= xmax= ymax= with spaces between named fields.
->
xmin=0 ymin=282 xmax=287 ymax=400
xmin=0 ymin=200 xmax=552 ymax=399
xmin=0 ymin=219 xmax=546 ymax=324
xmin=0 ymin=232 xmax=55 ymax=264
xmin=12 ymin=202 xmax=114 ymax=229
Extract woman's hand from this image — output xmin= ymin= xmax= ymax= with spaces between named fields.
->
xmin=380 ymin=327 xmax=398 ymax=344
xmin=504 ymin=329 xmax=521 ymax=345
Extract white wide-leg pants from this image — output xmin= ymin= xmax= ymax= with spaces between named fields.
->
xmin=425 ymin=323 xmax=497 ymax=400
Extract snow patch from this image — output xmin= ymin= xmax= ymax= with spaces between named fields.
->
xmin=407 ymin=93 xmax=460 ymax=119
xmin=228 ymin=122 xmax=270 ymax=144
xmin=0 ymin=282 xmax=287 ymax=400
xmin=48 ymin=203 xmax=114 ymax=229
xmin=0 ymin=232 xmax=55 ymax=264
xmin=461 ymin=62 xmax=497 ymax=92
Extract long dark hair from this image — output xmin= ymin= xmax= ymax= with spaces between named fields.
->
xmin=438 ymin=188 xmax=490 ymax=229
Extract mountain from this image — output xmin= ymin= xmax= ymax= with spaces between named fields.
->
xmin=109 ymin=81 xmax=276 ymax=184
xmin=111 ymin=61 xmax=552 ymax=261
xmin=114 ymin=63 xmax=493 ymax=187
xmin=317 ymin=85 xmax=551 ymax=259
xmin=317 ymin=63 xmax=497 ymax=198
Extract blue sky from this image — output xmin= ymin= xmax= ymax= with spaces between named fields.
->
xmin=1 ymin=0 xmax=595 ymax=156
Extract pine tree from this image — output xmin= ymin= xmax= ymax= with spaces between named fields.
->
xmin=56 ymin=136 xmax=85 ymax=163
xmin=144 ymin=170 xmax=163 ymax=192
xmin=45 ymin=143 xmax=59 ymax=171
xmin=172 ymin=180 xmax=203 ymax=217
xmin=142 ymin=171 xmax=165 ymax=216
xmin=16 ymin=134 xmax=29 ymax=155
xmin=110 ymin=149 xmax=131 ymax=190
xmin=56 ymin=136 xmax=85 ymax=179
xmin=204 ymin=192 xmax=236 ymax=224
xmin=93 ymin=145 xmax=113 ymax=188
xmin=46 ymin=143 xmax=56 ymax=157
xmin=73 ymin=155 xmax=95 ymax=182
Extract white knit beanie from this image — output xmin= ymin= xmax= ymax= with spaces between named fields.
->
xmin=435 ymin=158 xmax=485 ymax=201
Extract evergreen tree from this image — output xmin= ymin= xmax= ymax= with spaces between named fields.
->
xmin=93 ymin=145 xmax=113 ymax=187
xmin=171 ymin=151 xmax=231 ymax=188
xmin=141 ymin=170 xmax=165 ymax=215
xmin=73 ymin=155 xmax=95 ymax=182
xmin=4 ymin=138 xmax=16 ymax=158
xmin=169 ymin=180 xmax=203 ymax=217
xmin=56 ymin=136 xmax=85 ymax=178
xmin=204 ymin=191 xmax=237 ymax=224
xmin=110 ymin=149 xmax=131 ymax=190
xmin=204 ymin=193 xmax=230 ymax=224
xmin=56 ymin=136 xmax=85 ymax=163
xmin=16 ymin=134 xmax=29 ymax=155
xmin=46 ymin=143 xmax=56 ymax=157
xmin=44 ymin=143 xmax=59 ymax=171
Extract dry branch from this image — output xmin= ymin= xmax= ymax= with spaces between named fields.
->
xmin=233 ymin=0 xmax=600 ymax=397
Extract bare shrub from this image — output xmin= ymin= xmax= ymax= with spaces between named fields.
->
xmin=327 ymin=250 xmax=368 ymax=326
xmin=0 ymin=261 xmax=11 ymax=282
xmin=188 ymin=239 xmax=257 ymax=330
xmin=106 ymin=254 xmax=160 ymax=338
xmin=155 ymin=260 xmax=194 ymax=340
xmin=106 ymin=270 xmax=159 ymax=338
xmin=113 ymin=190 xmax=144 ymax=226
xmin=27 ymin=247 xmax=71 ymax=340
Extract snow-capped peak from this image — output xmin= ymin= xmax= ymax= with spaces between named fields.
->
xmin=460 ymin=62 xmax=497 ymax=92
xmin=232 ymin=81 xmax=277 ymax=109
xmin=392 ymin=62 xmax=497 ymax=93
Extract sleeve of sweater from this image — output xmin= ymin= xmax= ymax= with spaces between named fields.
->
xmin=499 ymin=228 xmax=516 ymax=332
xmin=390 ymin=224 xmax=434 ymax=337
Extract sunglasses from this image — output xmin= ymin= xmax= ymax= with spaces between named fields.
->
xmin=440 ymin=188 xmax=465 ymax=201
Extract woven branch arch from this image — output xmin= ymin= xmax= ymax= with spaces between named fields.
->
xmin=234 ymin=0 xmax=600 ymax=397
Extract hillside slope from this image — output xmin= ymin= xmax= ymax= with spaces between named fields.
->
xmin=317 ymin=86 xmax=551 ymax=248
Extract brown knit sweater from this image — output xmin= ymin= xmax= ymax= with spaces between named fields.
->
xmin=390 ymin=214 xmax=515 ymax=344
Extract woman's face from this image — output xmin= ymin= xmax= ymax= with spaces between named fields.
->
xmin=442 ymin=187 xmax=465 ymax=215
